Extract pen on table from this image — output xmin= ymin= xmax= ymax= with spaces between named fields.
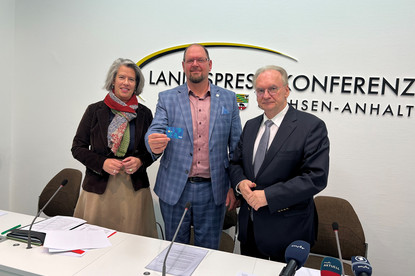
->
xmin=1 ymin=224 xmax=21 ymax=235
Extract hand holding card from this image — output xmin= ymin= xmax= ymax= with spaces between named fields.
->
xmin=148 ymin=133 xmax=170 ymax=154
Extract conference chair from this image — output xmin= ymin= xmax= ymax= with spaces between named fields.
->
xmin=219 ymin=208 xmax=237 ymax=253
xmin=38 ymin=168 xmax=82 ymax=217
xmin=304 ymin=196 xmax=368 ymax=275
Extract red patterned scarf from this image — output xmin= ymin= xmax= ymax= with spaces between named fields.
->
xmin=104 ymin=91 xmax=138 ymax=157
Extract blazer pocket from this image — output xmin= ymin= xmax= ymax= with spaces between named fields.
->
xmin=221 ymin=106 xmax=230 ymax=115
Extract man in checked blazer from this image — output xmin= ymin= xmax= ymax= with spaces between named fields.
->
xmin=230 ymin=65 xmax=329 ymax=262
xmin=145 ymin=44 xmax=242 ymax=249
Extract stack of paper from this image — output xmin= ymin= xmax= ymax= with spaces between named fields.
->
xmin=21 ymin=216 xmax=115 ymax=256
xmin=44 ymin=229 xmax=111 ymax=254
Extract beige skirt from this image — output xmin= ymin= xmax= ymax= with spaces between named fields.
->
xmin=74 ymin=171 xmax=158 ymax=238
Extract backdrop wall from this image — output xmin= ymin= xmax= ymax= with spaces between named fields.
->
xmin=1 ymin=0 xmax=414 ymax=275
xmin=0 ymin=0 xmax=14 ymax=211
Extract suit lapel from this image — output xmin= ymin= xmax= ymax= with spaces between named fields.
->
xmin=97 ymin=104 xmax=110 ymax=148
xmin=261 ymin=106 xmax=297 ymax=169
xmin=209 ymin=85 xmax=221 ymax=141
xmin=177 ymin=84 xmax=194 ymax=141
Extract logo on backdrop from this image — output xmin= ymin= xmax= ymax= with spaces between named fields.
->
xmin=137 ymin=42 xmax=415 ymax=118
xmin=236 ymin=94 xmax=249 ymax=110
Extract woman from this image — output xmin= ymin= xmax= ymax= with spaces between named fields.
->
xmin=72 ymin=58 xmax=157 ymax=238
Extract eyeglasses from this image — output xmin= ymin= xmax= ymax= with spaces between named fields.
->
xmin=184 ymin=58 xmax=209 ymax=65
xmin=254 ymin=86 xmax=282 ymax=96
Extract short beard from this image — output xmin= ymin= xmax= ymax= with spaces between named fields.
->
xmin=188 ymin=73 xmax=205 ymax=83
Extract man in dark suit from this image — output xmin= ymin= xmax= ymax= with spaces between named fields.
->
xmin=230 ymin=65 xmax=329 ymax=261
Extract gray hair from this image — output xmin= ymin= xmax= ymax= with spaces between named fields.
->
xmin=103 ymin=58 xmax=145 ymax=96
xmin=182 ymin=43 xmax=210 ymax=61
xmin=252 ymin=65 xmax=289 ymax=88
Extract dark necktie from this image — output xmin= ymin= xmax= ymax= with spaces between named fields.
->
xmin=253 ymin=120 xmax=273 ymax=176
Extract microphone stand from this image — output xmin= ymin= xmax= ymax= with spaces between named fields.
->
xmin=332 ymin=222 xmax=345 ymax=276
xmin=162 ymin=202 xmax=191 ymax=276
xmin=27 ymin=180 xmax=68 ymax=249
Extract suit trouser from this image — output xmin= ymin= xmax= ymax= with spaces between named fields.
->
xmin=240 ymin=217 xmax=285 ymax=263
xmin=159 ymin=180 xmax=226 ymax=250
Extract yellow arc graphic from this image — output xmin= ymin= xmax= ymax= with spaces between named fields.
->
xmin=136 ymin=42 xmax=298 ymax=68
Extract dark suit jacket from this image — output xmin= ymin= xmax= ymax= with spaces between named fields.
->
xmin=72 ymin=100 xmax=154 ymax=194
xmin=229 ymin=105 xmax=330 ymax=257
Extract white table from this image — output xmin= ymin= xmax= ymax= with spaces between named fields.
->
xmin=0 ymin=210 xmax=319 ymax=276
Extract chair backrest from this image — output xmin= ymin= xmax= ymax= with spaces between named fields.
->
xmin=311 ymin=196 xmax=367 ymax=259
xmin=38 ymin=168 xmax=82 ymax=217
xmin=220 ymin=208 xmax=237 ymax=253
xmin=223 ymin=208 xmax=237 ymax=230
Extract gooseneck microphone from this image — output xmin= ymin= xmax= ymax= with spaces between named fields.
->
xmin=320 ymin=256 xmax=342 ymax=276
xmin=279 ymin=240 xmax=310 ymax=276
xmin=26 ymin=179 xmax=68 ymax=249
xmin=162 ymin=202 xmax=191 ymax=276
xmin=332 ymin=222 xmax=345 ymax=276
xmin=351 ymin=256 xmax=372 ymax=276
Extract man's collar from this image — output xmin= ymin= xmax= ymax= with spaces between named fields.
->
xmin=262 ymin=104 xmax=289 ymax=127
xmin=188 ymin=82 xmax=211 ymax=99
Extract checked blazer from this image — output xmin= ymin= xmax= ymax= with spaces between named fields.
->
xmin=145 ymin=83 xmax=242 ymax=206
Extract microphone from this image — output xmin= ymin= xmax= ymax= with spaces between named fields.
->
xmin=26 ymin=179 xmax=68 ymax=249
xmin=351 ymin=256 xmax=372 ymax=276
xmin=332 ymin=222 xmax=345 ymax=276
xmin=279 ymin=240 xmax=310 ymax=276
xmin=320 ymin=256 xmax=342 ymax=276
xmin=162 ymin=202 xmax=191 ymax=276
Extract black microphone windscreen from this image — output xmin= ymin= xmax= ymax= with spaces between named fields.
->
xmin=332 ymin=222 xmax=339 ymax=231
xmin=351 ymin=256 xmax=372 ymax=276
xmin=284 ymin=240 xmax=310 ymax=269
xmin=185 ymin=202 xmax=191 ymax=209
xmin=61 ymin=179 xmax=68 ymax=186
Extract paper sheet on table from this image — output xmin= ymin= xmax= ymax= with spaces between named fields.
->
xmin=58 ymin=250 xmax=87 ymax=257
xmin=21 ymin=216 xmax=86 ymax=232
xmin=237 ymin=265 xmax=319 ymax=276
xmin=41 ymin=246 xmax=87 ymax=256
xmin=72 ymin=223 xmax=116 ymax=238
xmin=43 ymin=230 xmax=111 ymax=251
xmin=146 ymin=243 xmax=208 ymax=276
xmin=0 ymin=210 xmax=7 ymax=217
xmin=291 ymin=267 xmax=320 ymax=276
